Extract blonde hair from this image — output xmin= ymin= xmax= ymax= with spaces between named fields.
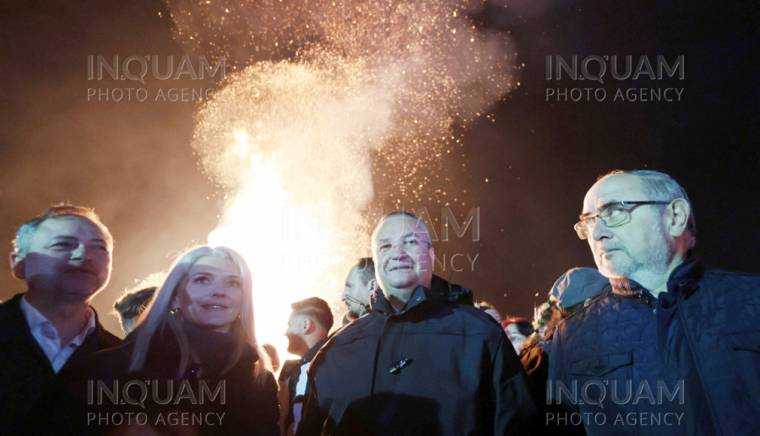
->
xmin=128 ymin=246 xmax=269 ymax=378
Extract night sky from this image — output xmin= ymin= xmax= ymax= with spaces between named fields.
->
xmin=1 ymin=0 xmax=757 ymax=336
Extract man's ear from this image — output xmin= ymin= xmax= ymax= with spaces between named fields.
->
xmin=666 ymin=198 xmax=691 ymax=237
xmin=303 ymin=317 xmax=315 ymax=335
xmin=10 ymin=252 xmax=25 ymax=280
xmin=428 ymin=246 xmax=436 ymax=271
xmin=366 ymin=278 xmax=378 ymax=294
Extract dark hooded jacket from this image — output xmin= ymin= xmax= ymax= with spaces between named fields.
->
xmin=548 ymin=259 xmax=760 ymax=435
xmin=0 ymin=293 xmax=120 ymax=434
xmin=27 ymin=318 xmax=279 ymax=436
xmin=296 ymin=276 xmax=535 ymax=436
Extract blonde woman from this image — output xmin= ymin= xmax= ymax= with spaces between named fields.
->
xmin=47 ymin=246 xmax=279 ymax=436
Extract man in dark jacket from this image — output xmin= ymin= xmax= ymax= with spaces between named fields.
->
xmin=297 ymin=211 xmax=535 ymax=435
xmin=0 ymin=205 xmax=121 ymax=433
xmin=280 ymin=297 xmax=334 ymax=435
xmin=548 ymin=169 xmax=760 ymax=435
xmin=340 ymin=258 xmax=375 ymax=326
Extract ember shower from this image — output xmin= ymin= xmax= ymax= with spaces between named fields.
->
xmin=166 ymin=0 xmax=518 ymax=355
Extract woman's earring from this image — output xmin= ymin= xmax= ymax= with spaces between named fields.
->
xmin=169 ymin=307 xmax=181 ymax=317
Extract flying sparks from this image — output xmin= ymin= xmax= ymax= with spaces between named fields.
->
xmin=167 ymin=0 xmax=518 ymax=357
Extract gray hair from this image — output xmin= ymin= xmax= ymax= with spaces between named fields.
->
xmin=13 ymin=204 xmax=112 ymax=258
xmin=370 ymin=211 xmax=433 ymax=250
xmin=600 ymin=169 xmax=697 ymax=241
xmin=351 ymin=257 xmax=375 ymax=285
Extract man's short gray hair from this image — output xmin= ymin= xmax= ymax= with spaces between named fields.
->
xmin=13 ymin=204 xmax=113 ymax=258
xmin=600 ymin=169 xmax=697 ymax=239
xmin=371 ymin=211 xmax=433 ymax=248
xmin=352 ymin=257 xmax=375 ymax=285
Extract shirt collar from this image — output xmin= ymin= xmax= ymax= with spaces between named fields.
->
xmin=19 ymin=295 xmax=96 ymax=345
xmin=19 ymin=295 xmax=52 ymax=331
xmin=71 ymin=309 xmax=97 ymax=346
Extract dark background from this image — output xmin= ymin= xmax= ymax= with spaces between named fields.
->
xmin=1 ymin=0 xmax=757 ymax=335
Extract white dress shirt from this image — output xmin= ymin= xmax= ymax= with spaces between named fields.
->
xmin=290 ymin=360 xmax=313 ymax=434
xmin=19 ymin=296 xmax=96 ymax=373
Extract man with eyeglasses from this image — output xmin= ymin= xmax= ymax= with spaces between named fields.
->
xmin=547 ymin=169 xmax=760 ymax=435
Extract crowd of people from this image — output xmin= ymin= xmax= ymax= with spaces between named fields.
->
xmin=1 ymin=169 xmax=758 ymax=435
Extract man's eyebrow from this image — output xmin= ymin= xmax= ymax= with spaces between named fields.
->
xmin=51 ymin=235 xmax=78 ymax=240
xmin=582 ymin=199 xmax=626 ymax=217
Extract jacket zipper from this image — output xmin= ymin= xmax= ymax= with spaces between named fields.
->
xmin=369 ymin=315 xmax=391 ymax=399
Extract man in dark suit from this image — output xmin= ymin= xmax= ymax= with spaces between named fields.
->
xmin=0 ymin=205 xmax=121 ymax=432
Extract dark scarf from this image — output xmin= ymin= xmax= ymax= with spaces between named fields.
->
xmin=182 ymin=317 xmax=240 ymax=375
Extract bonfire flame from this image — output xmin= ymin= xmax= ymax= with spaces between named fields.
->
xmin=170 ymin=0 xmax=517 ymax=357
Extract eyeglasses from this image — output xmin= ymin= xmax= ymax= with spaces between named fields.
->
xmin=574 ymin=200 xmax=670 ymax=240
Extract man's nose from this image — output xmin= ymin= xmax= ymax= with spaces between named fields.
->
xmin=70 ymin=243 xmax=87 ymax=261
xmin=590 ymin=218 xmax=612 ymax=241
xmin=389 ymin=244 xmax=410 ymax=259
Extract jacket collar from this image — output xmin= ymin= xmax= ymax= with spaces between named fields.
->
xmin=370 ymin=285 xmax=427 ymax=316
xmin=301 ymin=338 xmax=327 ymax=364
xmin=0 ymin=293 xmax=106 ymax=341
xmin=0 ymin=293 xmax=29 ymax=343
xmin=0 ymin=293 xmax=119 ymax=373
xmin=19 ymin=295 xmax=97 ymax=348
xmin=610 ymin=257 xmax=704 ymax=301
xmin=665 ymin=257 xmax=703 ymax=298
xmin=370 ymin=275 xmax=466 ymax=316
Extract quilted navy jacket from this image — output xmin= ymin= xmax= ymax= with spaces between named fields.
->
xmin=548 ymin=259 xmax=760 ymax=435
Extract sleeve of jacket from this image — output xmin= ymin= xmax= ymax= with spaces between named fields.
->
xmin=492 ymin=332 xmax=537 ymax=435
xmin=258 ymin=371 xmax=282 ymax=436
xmin=237 ymin=369 xmax=280 ymax=436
